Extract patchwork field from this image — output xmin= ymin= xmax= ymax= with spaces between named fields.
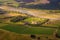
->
xmin=0 ymin=2 xmax=60 ymax=40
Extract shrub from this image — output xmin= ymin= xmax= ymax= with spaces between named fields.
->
xmin=10 ymin=16 xmax=27 ymax=22
xmin=30 ymin=35 xmax=36 ymax=39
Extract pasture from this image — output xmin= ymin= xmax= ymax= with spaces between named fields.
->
xmin=0 ymin=24 xmax=55 ymax=35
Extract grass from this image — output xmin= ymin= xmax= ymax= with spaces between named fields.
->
xmin=0 ymin=0 xmax=15 ymax=3
xmin=0 ymin=24 xmax=55 ymax=35
xmin=7 ymin=11 xmax=27 ymax=16
xmin=43 ymin=20 xmax=60 ymax=28
xmin=0 ymin=0 xmax=19 ymax=7
xmin=0 ymin=29 xmax=31 ymax=40
xmin=57 ymin=30 xmax=60 ymax=36
xmin=24 ymin=27 xmax=54 ymax=35
xmin=23 ymin=17 xmax=47 ymax=24
xmin=0 ymin=23 xmax=8 ymax=27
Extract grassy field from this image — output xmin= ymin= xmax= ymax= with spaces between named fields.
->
xmin=0 ymin=23 xmax=59 ymax=40
xmin=42 ymin=20 xmax=60 ymax=28
xmin=0 ymin=0 xmax=19 ymax=7
xmin=0 ymin=24 xmax=55 ymax=35
xmin=1 ymin=29 xmax=59 ymax=40
xmin=23 ymin=17 xmax=47 ymax=24
xmin=57 ymin=30 xmax=60 ymax=36
xmin=0 ymin=0 xmax=60 ymax=40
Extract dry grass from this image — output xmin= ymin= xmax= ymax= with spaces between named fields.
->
xmin=0 ymin=29 xmax=31 ymax=40
xmin=0 ymin=29 xmax=60 ymax=40
xmin=43 ymin=20 xmax=60 ymax=27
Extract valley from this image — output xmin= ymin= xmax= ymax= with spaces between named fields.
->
xmin=0 ymin=0 xmax=60 ymax=40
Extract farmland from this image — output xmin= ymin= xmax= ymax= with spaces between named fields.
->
xmin=0 ymin=24 xmax=55 ymax=35
xmin=0 ymin=0 xmax=19 ymax=7
xmin=0 ymin=0 xmax=60 ymax=40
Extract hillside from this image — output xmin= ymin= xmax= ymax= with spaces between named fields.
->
xmin=0 ymin=0 xmax=60 ymax=9
xmin=0 ymin=29 xmax=31 ymax=40
xmin=0 ymin=0 xmax=60 ymax=40
xmin=19 ymin=0 xmax=60 ymax=10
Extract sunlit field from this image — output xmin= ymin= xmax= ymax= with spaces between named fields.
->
xmin=0 ymin=24 xmax=55 ymax=35
xmin=0 ymin=0 xmax=60 ymax=40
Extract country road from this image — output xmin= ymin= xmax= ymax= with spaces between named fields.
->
xmin=0 ymin=6 xmax=60 ymax=20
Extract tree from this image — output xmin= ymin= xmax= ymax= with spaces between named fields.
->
xmin=37 ymin=37 xmax=40 ymax=40
xmin=30 ymin=35 xmax=36 ymax=39
xmin=55 ymin=26 xmax=60 ymax=38
xmin=0 ymin=9 xmax=7 ymax=14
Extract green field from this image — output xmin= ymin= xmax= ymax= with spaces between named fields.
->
xmin=0 ymin=0 xmax=60 ymax=40
xmin=0 ymin=24 xmax=55 ymax=35
xmin=24 ymin=17 xmax=47 ymax=23
xmin=57 ymin=30 xmax=60 ymax=36
xmin=0 ymin=0 xmax=19 ymax=7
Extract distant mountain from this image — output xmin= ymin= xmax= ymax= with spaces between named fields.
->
xmin=15 ymin=0 xmax=60 ymax=10
xmin=15 ymin=0 xmax=35 ymax=3
xmin=15 ymin=0 xmax=60 ymax=4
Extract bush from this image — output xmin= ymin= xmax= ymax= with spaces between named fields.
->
xmin=37 ymin=37 xmax=40 ymax=40
xmin=30 ymin=35 xmax=36 ymax=39
xmin=10 ymin=16 xmax=27 ymax=22
xmin=55 ymin=33 xmax=60 ymax=38
xmin=0 ymin=9 xmax=7 ymax=14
